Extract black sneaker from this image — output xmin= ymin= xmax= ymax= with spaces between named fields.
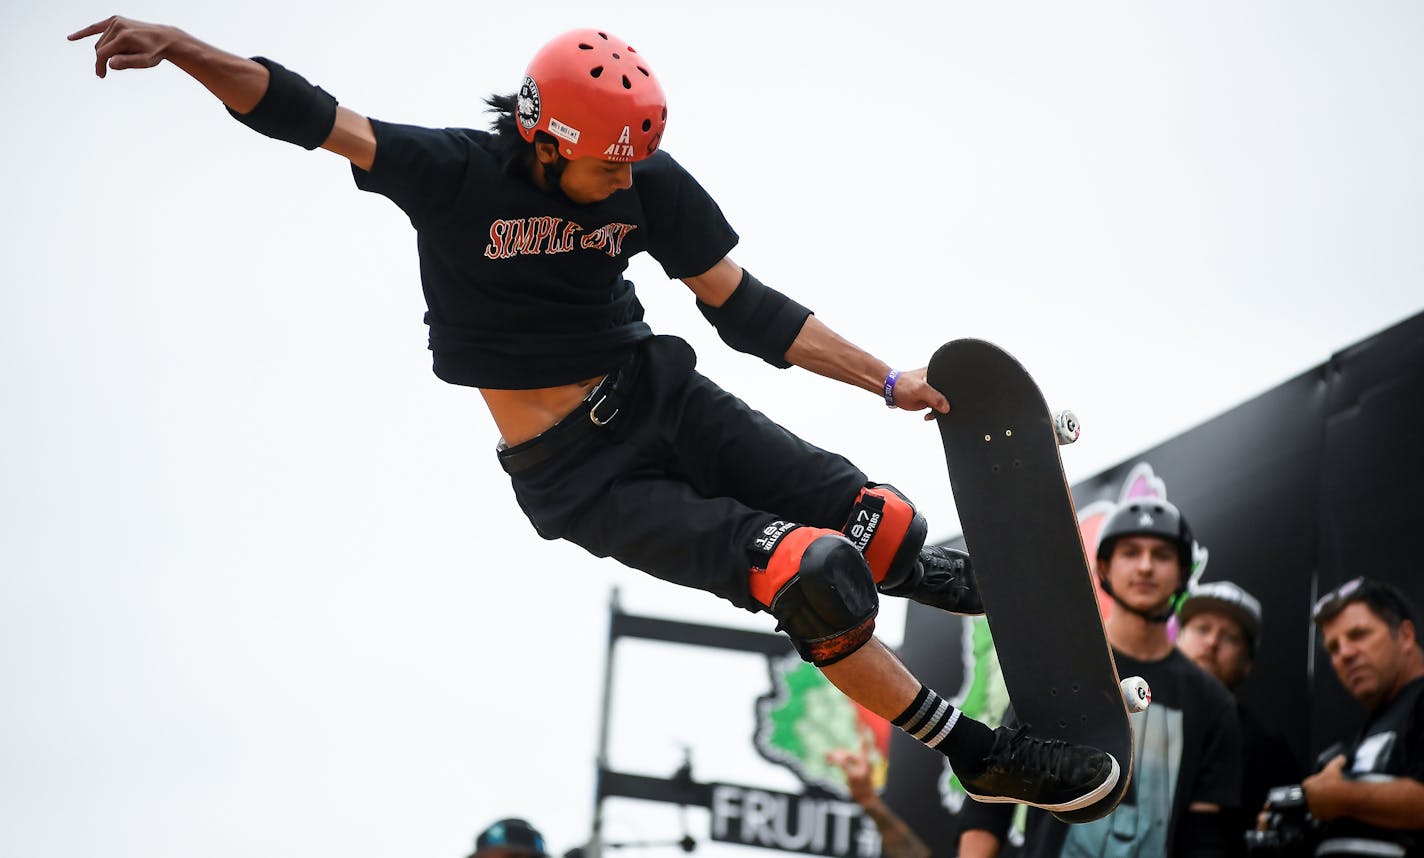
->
xmin=880 ymin=546 xmax=985 ymax=615
xmin=959 ymin=724 xmax=1120 ymax=813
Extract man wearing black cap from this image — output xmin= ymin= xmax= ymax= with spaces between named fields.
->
xmin=1177 ymin=580 xmax=1301 ymax=856
xmin=470 ymin=818 xmax=548 ymax=858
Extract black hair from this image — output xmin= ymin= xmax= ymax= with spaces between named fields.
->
xmin=483 ymin=92 xmax=568 ymax=190
xmin=483 ymin=93 xmax=527 ymax=161
xmin=1313 ymin=577 xmax=1419 ymax=635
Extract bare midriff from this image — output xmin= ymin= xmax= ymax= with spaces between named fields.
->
xmin=480 ymin=374 xmax=606 ymax=447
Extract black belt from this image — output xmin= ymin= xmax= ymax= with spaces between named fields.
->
xmin=497 ymin=370 xmax=623 ymax=475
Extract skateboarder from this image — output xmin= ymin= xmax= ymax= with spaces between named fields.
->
xmin=70 ymin=15 xmax=1118 ymax=813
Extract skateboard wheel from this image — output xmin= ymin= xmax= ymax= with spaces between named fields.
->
xmin=1121 ymin=676 xmax=1151 ymax=713
xmin=1054 ymin=410 xmax=1081 ymax=445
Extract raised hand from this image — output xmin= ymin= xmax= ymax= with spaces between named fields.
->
xmin=68 ymin=16 xmax=183 ymax=78
xmin=825 ymin=734 xmax=878 ymax=805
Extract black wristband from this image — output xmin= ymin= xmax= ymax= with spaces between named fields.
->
xmin=227 ymin=57 xmax=338 ymax=150
xmin=695 ymin=269 xmax=812 ymax=368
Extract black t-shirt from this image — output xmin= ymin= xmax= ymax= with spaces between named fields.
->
xmin=1314 ymin=676 xmax=1424 ymax=857
xmin=1224 ymin=701 xmax=1302 ymax=858
xmin=351 ymin=120 xmax=739 ymax=389
xmin=959 ymin=648 xmax=1242 ymax=858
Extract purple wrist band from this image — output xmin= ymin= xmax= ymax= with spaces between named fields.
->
xmin=883 ymin=369 xmax=900 ymax=408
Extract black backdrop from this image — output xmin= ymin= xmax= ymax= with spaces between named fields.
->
xmin=885 ymin=310 xmax=1424 ymax=855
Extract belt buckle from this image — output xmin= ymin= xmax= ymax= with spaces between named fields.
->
xmin=588 ymin=394 xmax=619 ymax=426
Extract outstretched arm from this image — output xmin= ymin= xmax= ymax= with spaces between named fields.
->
xmin=826 ymin=737 xmax=932 ymax=858
xmin=68 ymin=16 xmax=375 ymax=169
xmin=784 ymin=318 xmax=947 ymax=420
xmin=683 ymin=257 xmax=949 ymax=419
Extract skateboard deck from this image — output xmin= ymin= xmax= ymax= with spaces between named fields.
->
xmin=927 ymin=339 xmax=1132 ymax=823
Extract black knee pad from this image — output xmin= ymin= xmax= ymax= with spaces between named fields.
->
xmin=841 ymin=483 xmax=928 ymax=591
xmin=762 ymin=531 xmax=879 ymax=666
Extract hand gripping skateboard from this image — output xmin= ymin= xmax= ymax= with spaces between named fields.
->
xmin=927 ymin=339 xmax=1146 ymax=823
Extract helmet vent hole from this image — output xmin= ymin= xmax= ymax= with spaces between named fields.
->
xmin=661 ymin=107 xmax=667 ymax=120
xmin=621 ymin=75 xmax=632 ymax=89
xmin=597 ymin=31 xmax=609 ymax=40
xmin=642 ymin=119 xmax=651 ymax=132
xmin=590 ymin=66 xmax=604 ymax=78
xmin=578 ymin=43 xmax=593 ymax=50
xmin=612 ymin=52 xmax=621 ymax=59
xmin=637 ymin=66 xmax=650 ymax=77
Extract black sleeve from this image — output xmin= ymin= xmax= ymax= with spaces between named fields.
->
xmin=956 ymin=799 xmax=1015 ymax=841
xmin=1403 ymin=686 xmax=1424 ymax=782
xmin=633 ymin=151 xmax=739 ymax=278
xmin=350 ymin=120 xmax=478 ymax=226
xmin=1176 ymin=810 xmax=1229 ymax=857
xmin=1194 ymin=681 xmax=1245 ymax=810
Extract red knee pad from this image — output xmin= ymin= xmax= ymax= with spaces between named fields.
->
xmin=749 ymin=522 xmax=830 ymax=608
xmin=747 ymin=523 xmax=879 ymax=666
xmin=841 ymin=484 xmax=928 ymax=585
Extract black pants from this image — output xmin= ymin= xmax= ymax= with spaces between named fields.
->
xmin=500 ymin=336 xmax=869 ymax=611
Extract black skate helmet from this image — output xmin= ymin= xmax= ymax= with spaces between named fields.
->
xmin=1095 ymin=498 xmax=1196 ymax=621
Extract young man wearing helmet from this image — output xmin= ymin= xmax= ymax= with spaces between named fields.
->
xmin=959 ymin=498 xmax=1243 ymax=857
xmin=70 ymin=17 xmax=1122 ymax=814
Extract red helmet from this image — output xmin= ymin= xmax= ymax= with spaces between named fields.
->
xmin=515 ymin=29 xmax=667 ymax=162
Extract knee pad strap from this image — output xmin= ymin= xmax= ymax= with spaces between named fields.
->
xmin=842 ymin=484 xmax=928 ymax=589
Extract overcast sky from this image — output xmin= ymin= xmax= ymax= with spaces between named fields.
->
xmin=4 ymin=2 xmax=1422 ymax=857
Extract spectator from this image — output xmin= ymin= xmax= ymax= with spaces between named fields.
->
xmin=470 ymin=818 xmax=549 ymax=858
xmin=1297 ymin=577 xmax=1424 ymax=856
xmin=1177 ymin=580 xmax=1302 ymax=856
xmin=958 ymin=499 xmax=1242 ymax=857
xmin=826 ymin=736 xmax=930 ymax=858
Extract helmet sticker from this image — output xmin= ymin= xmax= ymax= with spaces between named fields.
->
xmin=517 ymin=76 xmax=541 ymax=130
xmin=547 ymin=117 xmax=581 ymax=144
xmin=603 ymin=125 xmax=636 ymax=160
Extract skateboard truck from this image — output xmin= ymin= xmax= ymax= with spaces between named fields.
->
xmin=1054 ymin=410 xmax=1080 ymax=446
xmin=1120 ymin=676 xmax=1151 ymax=713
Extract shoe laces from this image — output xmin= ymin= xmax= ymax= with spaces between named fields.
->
xmin=991 ymin=724 xmax=1080 ymax=781
xmin=920 ymin=547 xmax=965 ymax=575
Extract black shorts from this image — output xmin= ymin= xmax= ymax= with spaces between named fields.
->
xmin=499 ymin=335 xmax=868 ymax=611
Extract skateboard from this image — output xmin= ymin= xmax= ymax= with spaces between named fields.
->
xmin=927 ymin=339 xmax=1143 ymax=823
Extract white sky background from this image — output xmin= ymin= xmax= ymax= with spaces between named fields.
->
xmin=4 ymin=1 xmax=1422 ymax=856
